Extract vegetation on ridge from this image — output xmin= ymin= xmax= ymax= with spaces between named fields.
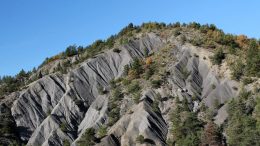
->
xmin=1 ymin=21 xmax=260 ymax=146
xmin=1 ymin=21 xmax=260 ymax=99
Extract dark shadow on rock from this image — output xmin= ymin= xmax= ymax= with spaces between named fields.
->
xmin=144 ymin=138 xmax=156 ymax=144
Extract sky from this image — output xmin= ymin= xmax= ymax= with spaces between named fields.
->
xmin=0 ymin=0 xmax=259 ymax=76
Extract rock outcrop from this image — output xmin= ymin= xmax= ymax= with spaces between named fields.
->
xmin=3 ymin=31 xmax=241 ymax=146
xmin=11 ymin=33 xmax=166 ymax=145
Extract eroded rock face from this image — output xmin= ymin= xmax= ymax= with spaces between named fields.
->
xmin=8 ymin=33 xmax=239 ymax=146
xmin=112 ymin=93 xmax=167 ymax=146
xmin=11 ymin=33 xmax=165 ymax=146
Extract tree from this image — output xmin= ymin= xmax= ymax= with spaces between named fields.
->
xmin=77 ymin=46 xmax=84 ymax=54
xmin=231 ymin=60 xmax=245 ymax=80
xmin=170 ymin=103 xmax=203 ymax=146
xmin=201 ymin=121 xmax=223 ymax=146
xmin=97 ymin=125 xmax=107 ymax=138
xmin=77 ymin=128 xmax=97 ymax=146
xmin=64 ymin=45 xmax=78 ymax=57
xmin=123 ymin=64 xmax=130 ymax=76
xmin=254 ymin=96 xmax=260 ymax=130
xmin=246 ymin=40 xmax=260 ymax=77
xmin=151 ymin=80 xmax=162 ymax=88
xmin=226 ymin=94 xmax=260 ymax=146
xmin=132 ymin=58 xmax=143 ymax=75
xmin=211 ymin=48 xmax=225 ymax=65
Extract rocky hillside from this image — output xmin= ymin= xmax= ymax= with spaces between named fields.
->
xmin=0 ymin=22 xmax=260 ymax=146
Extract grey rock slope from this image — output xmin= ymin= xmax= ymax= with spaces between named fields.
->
xmin=8 ymin=32 xmax=239 ymax=146
xmin=12 ymin=33 xmax=165 ymax=146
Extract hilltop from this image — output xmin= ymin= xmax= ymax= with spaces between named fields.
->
xmin=0 ymin=22 xmax=260 ymax=146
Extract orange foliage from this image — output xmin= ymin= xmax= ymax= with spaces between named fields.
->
xmin=46 ymin=55 xmax=61 ymax=64
xmin=128 ymin=69 xmax=138 ymax=80
xmin=235 ymin=35 xmax=248 ymax=48
xmin=145 ymin=57 xmax=153 ymax=66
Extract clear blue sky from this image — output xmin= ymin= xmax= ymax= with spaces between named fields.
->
xmin=0 ymin=0 xmax=259 ymax=76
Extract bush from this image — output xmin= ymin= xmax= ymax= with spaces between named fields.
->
xmin=112 ymin=88 xmax=123 ymax=101
xmin=132 ymin=58 xmax=143 ymax=75
xmin=144 ymin=48 xmax=149 ymax=57
xmin=211 ymin=84 xmax=216 ymax=89
xmin=144 ymin=68 xmax=154 ymax=80
xmin=211 ymin=48 xmax=225 ymax=65
xmin=242 ymin=77 xmax=254 ymax=85
xmin=63 ymin=139 xmax=70 ymax=146
xmin=77 ymin=128 xmax=96 ymax=146
xmin=180 ymin=67 xmax=191 ymax=79
xmin=151 ymin=80 xmax=162 ymax=88
xmin=64 ymin=45 xmax=78 ymax=57
xmin=173 ymin=28 xmax=181 ymax=37
xmin=245 ymin=40 xmax=260 ymax=77
xmin=127 ymin=81 xmax=141 ymax=93
xmin=133 ymin=91 xmax=141 ymax=104
xmin=180 ymin=35 xmax=186 ymax=44
xmin=226 ymin=94 xmax=260 ymax=146
xmin=97 ymin=86 xmax=107 ymax=95
xmin=97 ymin=126 xmax=107 ymax=138
xmin=122 ymin=79 xmax=131 ymax=86
xmin=109 ymin=79 xmax=116 ymax=89
xmin=108 ymin=107 xmax=120 ymax=126
xmin=231 ymin=60 xmax=245 ymax=80
xmin=136 ymin=135 xmax=145 ymax=144
xmin=123 ymin=64 xmax=130 ymax=76
xmin=113 ymin=48 xmax=121 ymax=53
xmin=60 ymin=122 xmax=67 ymax=132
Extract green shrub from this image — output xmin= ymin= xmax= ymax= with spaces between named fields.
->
xmin=211 ymin=84 xmax=216 ymax=89
xmin=108 ymin=107 xmax=120 ymax=126
xmin=64 ymin=45 xmax=78 ymax=57
xmin=242 ymin=77 xmax=254 ymax=85
xmin=231 ymin=60 xmax=245 ymax=80
xmin=180 ymin=35 xmax=186 ymax=44
xmin=132 ymin=58 xmax=144 ymax=75
xmin=97 ymin=125 xmax=107 ymax=138
xmin=127 ymin=81 xmax=141 ymax=94
xmin=122 ymin=79 xmax=131 ymax=86
xmin=109 ymin=79 xmax=116 ymax=89
xmin=211 ymin=48 xmax=225 ymax=65
xmin=152 ymin=99 xmax=160 ymax=113
xmin=133 ymin=91 xmax=141 ymax=104
xmin=136 ymin=135 xmax=145 ymax=144
xmin=226 ymin=94 xmax=260 ymax=146
xmin=144 ymin=48 xmax=149 ymax=57
xmin=77 ymin=128 xmax=96 ymax=146
xmin=113 ymin=48 xmax=121 ymax=53
xmin=144 ymin=68 xmax=154 ymax=80
xmin=180 ymin=67 xmax=191 ymax=79
xmin=119 ymin=38 xmax=128 ymax=45
xmin=63 ymin=139 xmax=70 ymax=146
xmin=151 ymin=80 xmax=162 ymax=88
xmin=173 ymin=28 xmax=181 ymax=37
xmin=213 ymin=98 xmax=220 ymax=109
xmin=112 ymin=88 xmax=123 ymax=101
xmin=245 ymin=40 xmax=260 ymax=77
xmin=60 ymin=122 xmax=67 ymax=132
xmin=123 ymin=65 xmax=130 ymax=76
xmin=170 ymin=106 xmax=203 ymax=146
xmin=97 ymin=86 xmax=107 ymax=95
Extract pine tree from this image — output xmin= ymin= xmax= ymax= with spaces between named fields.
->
xmin=201 ymin=121 xmax=223 ymax=146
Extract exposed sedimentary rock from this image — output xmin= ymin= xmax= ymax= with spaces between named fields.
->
xmin=7 ymin=32 xmax=240 ymax=146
